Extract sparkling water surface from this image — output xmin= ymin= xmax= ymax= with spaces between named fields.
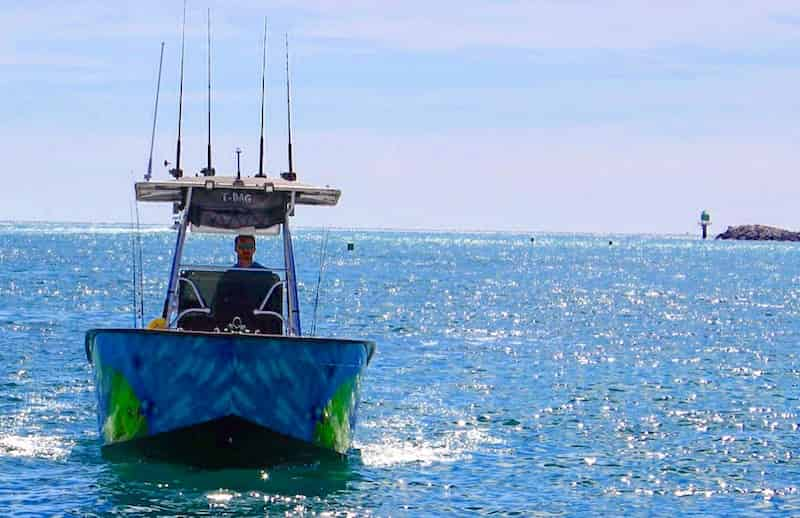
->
xmin=1 ymin=222 xmax=800 ymax=516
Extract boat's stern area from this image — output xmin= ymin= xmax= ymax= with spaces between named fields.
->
xmin=85 ymin=328 xmax=375 ymax=461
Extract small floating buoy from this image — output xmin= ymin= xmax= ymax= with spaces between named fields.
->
xmin=530 ymin=237 xmax=535 ymax=243
xmin=608 ymin=240 xmax=613 ymax=246
xmin=347 ymin=243 xmax=354 ymax=251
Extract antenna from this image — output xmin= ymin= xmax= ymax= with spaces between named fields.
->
xmin=256 ymin=18 xmax=267 ymax=178
xmin=145 ymin=42 xmax=165 ymax=182
xmin=201 ymin=8 xmax=215 ymax=176
xmin=170 ymin=0 xmax=187 ymax=179
xmin=282 ymin=33 xmax=296 ymax=181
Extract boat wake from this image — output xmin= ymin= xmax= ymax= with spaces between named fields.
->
xmin=0 ymin=434 xmax=73 ymax=461
xmin=355 ymin=423 xmax=501 ymax=468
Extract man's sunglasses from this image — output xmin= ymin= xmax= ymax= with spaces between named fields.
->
xmin=237 ymin=243 xmax=255 ymax=250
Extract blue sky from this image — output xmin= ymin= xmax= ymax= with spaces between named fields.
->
xmin=3 ymin=1 xmax=800 ymax=233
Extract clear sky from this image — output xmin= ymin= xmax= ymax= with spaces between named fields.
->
xmin=2 ymin=1 xmax=800 ymax=234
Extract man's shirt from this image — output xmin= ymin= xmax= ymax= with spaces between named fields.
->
xmin=232 ymin=261 xmax=266 ymax=269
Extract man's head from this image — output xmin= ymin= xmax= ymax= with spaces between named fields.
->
xmin=235 ymin=235 xmax=256 ymax=267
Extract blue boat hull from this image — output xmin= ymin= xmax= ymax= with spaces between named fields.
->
xmin=85 ymin=329 xmax=375 ymax=461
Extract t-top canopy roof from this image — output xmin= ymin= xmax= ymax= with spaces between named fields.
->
xmin=135 ymin=175 xmax=340 ymax=206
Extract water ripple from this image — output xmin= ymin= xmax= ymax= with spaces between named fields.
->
xmin=2 ymin=226 xmax=800 ymax=514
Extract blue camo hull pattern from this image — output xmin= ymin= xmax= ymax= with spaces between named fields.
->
xmin=85 ymin=329 xmax=374 ymax=455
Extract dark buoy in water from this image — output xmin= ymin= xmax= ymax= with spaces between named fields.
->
xmin=530 ymin=237 xmax=535 ymax=243
xmin=699 ymin=210 xmax=711 ymax=239
xmin=347 ymin=243 xmax=354 ymax=251
xmin=608 ymin=240 xmax=613 ymax=245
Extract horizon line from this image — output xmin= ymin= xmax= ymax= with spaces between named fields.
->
xmin=0 ymin=219 xmax=714 ymax=238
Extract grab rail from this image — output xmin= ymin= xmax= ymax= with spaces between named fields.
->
xmin=256 ymin=280 xmax=285 ymax=312
xmin=254 ymin=280 xmax=286 ymax=333
xmin=179 ymin=277 xmax=208 ymax=308
xmin=172 ymin=278 xmax=211 ymax=327
xmin=172 ymin=307 xmax=212 ymax=327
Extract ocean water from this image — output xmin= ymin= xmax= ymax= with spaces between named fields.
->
xmin=1 ymin=222 xmax=800 ymax=516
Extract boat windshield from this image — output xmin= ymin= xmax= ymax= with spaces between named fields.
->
xmin=180 ymin=232 xmax=284 ymax=269
xmin=176 ymin=267 xmax=285 ymax=334
xmin=173 ymin=233 xmax=287 ymax=334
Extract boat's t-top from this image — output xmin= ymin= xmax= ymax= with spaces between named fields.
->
xmin=136 ymin=175 xmax=339 ymax=337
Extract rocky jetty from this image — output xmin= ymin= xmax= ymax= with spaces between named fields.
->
xmin=716 ymin=224 xmax=800 ymax=241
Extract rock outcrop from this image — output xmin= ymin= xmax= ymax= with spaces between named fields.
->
xmin=716 ymin=224 xmax=800 ymax=241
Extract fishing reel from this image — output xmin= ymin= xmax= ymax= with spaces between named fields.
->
xmin=164 ymin=159 xmax=183 ymax=179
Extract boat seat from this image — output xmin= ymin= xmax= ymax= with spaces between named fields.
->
xmin=177 ymin=269 xmax=283 ymax=334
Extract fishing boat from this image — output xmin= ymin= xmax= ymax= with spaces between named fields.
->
xmin=84 ymin=14 xmax=375 ymax=466
xmin=85 ymin=176 xmax=374 ymax=465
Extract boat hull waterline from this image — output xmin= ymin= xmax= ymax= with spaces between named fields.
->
xmin=85 ymin=329 xmax=375 ymax=462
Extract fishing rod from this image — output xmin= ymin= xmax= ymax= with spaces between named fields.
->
xmin=129 ymin=199 xmax=138 ymax=328
xmin=134 ymin=191 xmax=145 ymax=327
xmin=128 ymin=170 xmax=141 ymax=328
xmin=145 ymin=42 xmax=165 ymax=182
xmin=282 ymin=33 xmax=296 ymax=181
xmin=169 ymin=0 xmax=187 ymax=179
xmin=310 ymin=229 xmax=330 ymax=336
xmin=201 ymin=8 xmax=215 ymax=176
xmin=235 ymin=147 xmax=242 ymax=182
xmin=139 ymin=42 xmax=165 ymax=321
xmin=159 ymin=0 xmax=187 ymax=321
xmin=256 ymin=17 xmax=267 ymax=178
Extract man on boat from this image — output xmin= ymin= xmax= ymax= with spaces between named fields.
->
xmin=233 ymin=235 xmax=265 ymax=269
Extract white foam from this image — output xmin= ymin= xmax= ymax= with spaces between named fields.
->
xmin=356 ymin=424 xmax=501 ymax=468
xmin=0 ymin=434 xmax=73 ymax=460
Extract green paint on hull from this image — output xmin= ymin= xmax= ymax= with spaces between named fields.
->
xmin=103 ymin=371 xmax=148 ymax=443
xmin=313 ymin=377 xmax=356 ymax=453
